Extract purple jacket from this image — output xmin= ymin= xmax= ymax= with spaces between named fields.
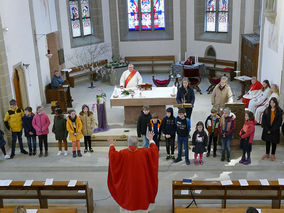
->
xmin=32 ymin=113 xmax=50 ymax=135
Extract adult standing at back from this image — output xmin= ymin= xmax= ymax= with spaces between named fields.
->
xmin=211 ymin=76 xmax=233 ymax=112
xmin=176 ymin=78 xmax=195 ymax=119
xmin=120 ymin=64 xmax=143 ymax=88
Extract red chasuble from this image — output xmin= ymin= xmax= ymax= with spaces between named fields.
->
xmin=108 ymin=143 xmax=159 ymax=211
xmin=242 ymin=80 xmax=263 ymax=108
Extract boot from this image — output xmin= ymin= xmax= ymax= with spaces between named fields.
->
xmin=213 ymin=152 xmax=217 ymax=158
xmin=185 ymin=159 xmax=190 ymax=165
xmin=39 ymin=151 xmax=43 ymax=158
xmin=239 ymin=155 xmax=246 ymax=164
xmin=29 ymin=149 xmax=32 ymax=156
xmin=166 ymin=154 xmax=170 ymax=160
xmin=174 ymin=158 xmax=182 ymax=163
xmin=271 ymin=155 xmax=276 ymax=161
xmin=194 ymin=158 xmax=198 ymax=165
xmin=77 ymin=150 xmax=82 ymax=157
xmin=171 ymin=154 xmax=175 ymax=160
xmin=206 ymin=152 xmax=210 ymax=157
xmin=84 ymin=148 xmax=88 ymax=153
xmin=243 ymin=158 xmax=251 ymax=165
xmin=221 ymin=156 xmax=225 ymax=161
xmin=73 ymin=151 xmax=77 ymax=158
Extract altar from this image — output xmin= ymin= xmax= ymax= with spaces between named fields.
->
xmin=110 ymin=87 xmax=177 ymax=124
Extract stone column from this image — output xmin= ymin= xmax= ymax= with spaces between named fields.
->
xmin=109 ymin=0 xmax=120 ymax=59
xmin=180 ymin=0 xmax=187 ymax=61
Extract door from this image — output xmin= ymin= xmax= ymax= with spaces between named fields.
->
xmin=13 ymin=69 xmax=22 ymax=109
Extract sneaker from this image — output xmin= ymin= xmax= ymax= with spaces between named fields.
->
xmin=199 ymin=159 xmax=204 ymax=165
xmin=271 ymin=155 xmax=276 ymax=161
xmin=57 ymin=151 xmax=62 ymax=156
xmin=89 ymin=148 xmax=94 ymax=153
xmin=194 ymin=159 xmax=198 ymax=165
xmin=21 ymin=149 xmax=28 ymax=154
xmin=4 ymin=155 xmax=10 ymax=159
xmin=44 ymin=152 xmax=48 ymax=157
xmin=29 ymin=152 xmax=32 ymax=156
xmin=33 ymin=152 xmax=36 ymax=156
xmin=166 ymin=154 xmax=170 ymax=160
xmin=171 ymin=154 xmax=175 ymax=160
xmin=39 ymin=152 xmax=43 ymax=157
xmin=206 ymin=152 xmax=210 ymax=157
xmin=185 ymin=159 xmax=190 ymax=165
xmin=213 ymin=153 xmax=217 ymax=158
xmin=243 ymin=158 xmax=251 ymax=165
xmin=174 ymin=158 xmax=182 ymax=163
xmin=239 ymin=156 xmax=246 ymax=164
xmin=227 ymin=158 xmax=231 ymax=162
xmin=77 ymin=150 xmax=82 ymax=157
xmin=64 ymin=151 xmax=68 ymax=156
xmin=73 ymin=151 xmax=77 ymax=158
xmin=221 ymin=156 xmax=225 ymax=161
xmin=10 ymin=154 xmax=15 ymax=159
xmin=262 ymin=154 xmax=269 ymax=160
xmin=84 ymin=148 xmax=88 ymax=153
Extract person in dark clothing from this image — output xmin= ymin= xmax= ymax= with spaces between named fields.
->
xmin=261 ymin=97 xmax=283 ymax=161
xmin=205 ymin=107 xmax=220 ymax=157
xmin=160 ymin=107 xmax=176 ymax=160
xmin=137 ymin=106 xmax=152 ymax=148
xmin=0 ymin=129 xmax=9 ymax=159
xmin=174 ymin=108 xmax=191 ymax=165
xmin=51 ymin=70 xmax=64 ymax=89
xmin=22 ymin=107 xmax=37 ymax=156
xmin=150 ymin=113 xmax=161 ymax=150
xmin=176 ymin=78 xmax=195 ymax=119
xmin=192 ymin=121 xmax=208 ymax=165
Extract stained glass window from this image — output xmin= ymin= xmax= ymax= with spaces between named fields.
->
xmin=205 ymin=0 xmax=229 ymax=33
xmin=69 ymin=0 xmax=92 ymax=38
xmin=127 ymin=0 xmax=165 ymax=31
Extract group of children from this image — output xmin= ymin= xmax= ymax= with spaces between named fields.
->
xmin=137 ymin=105 xmax=258 ymax=166
xmin=0 ymin=99 xmax=96 ymax=159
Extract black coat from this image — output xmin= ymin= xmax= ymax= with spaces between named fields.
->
xmin=22 ymin=114 xmax=36 ymax=137
xmin=0 ymin=130 xmax=6 ymax=148
xmin=192 ymin=130 xmax=208 ymax=154
xmin=137 ymin=111 xmax=152 ymax=137
xmin=261 ymin=107 xmax=283 ymax=144
xmin=160 ymin=108 xmax=176 ymax=137
xmin=176 ymin=86 xmax=195 ymax=106
xmin=52 ymin=115 xmax=68 ymax=140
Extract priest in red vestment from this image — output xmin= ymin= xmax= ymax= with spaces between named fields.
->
xmin=242 ymin=77 xmax=263 ymax=108
xmin=107 ymin=132 xmax=159 ymax=212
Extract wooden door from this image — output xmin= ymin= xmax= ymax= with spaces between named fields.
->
xmin=13 ymin=69 xmax=22 ymax=109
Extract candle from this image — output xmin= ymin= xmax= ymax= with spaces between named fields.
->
xmin=172 ymin=85 xmax=176 ymax=95
xmin=178 ymin=53 xmax=181 ymax=62
xmin=184 ymin=51 xmax=187 ymax=61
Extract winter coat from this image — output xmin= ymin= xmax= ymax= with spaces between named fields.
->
xmin=22 ymin=114 xmax=36 ymax=137
xmin=0 ymin=130 xmax=6 ymax=148
xmin=205 ymin=114 xmax=220 ymax=137
xmin=218 ymin=113 xmax=236 ymax=138
xmin=137 ymin=111 xmax=152 ymax=137
xmin=212 ymin=84 xmax=233 ymax=110
xmin=239 ymin=120 xmax=257 ymax=143
xmin=192 ymin=130 xmax=208 ymax=154
xmin=4 ymin=107 xmax=24 ymax=132
xmin=160 ymin=108 xmax=176 ymax=137
xmin=66 ymin=115 xmax=83 ymax=141
xmin=32 ymin=113 xmax=50 ymax=136
xmin=150 ymin=119 xmax=162 ymax=141
xmin=79 ymin=112 xmax=96 ymax=136
xmin=176 ymin=116 xmax=191 ymax=137
xmin=261 ymin=107 xmax=283 ymax=144
xmin=176 ymin=86 xmax=195 ymax=106
xmin=52 ymin=115 xmax=68 ymax=141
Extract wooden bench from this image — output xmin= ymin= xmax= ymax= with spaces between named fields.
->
xmin=125 ymin=56 xmax=175 ymax=73
xmin=172 ymin=180 xmax=284 ymax=213
xmin=0 ymin=208 xmax=77 ymax=213
xmin=175 ymin=208 xmax=284 ymax=213
xmin=0 ymin=181 xmax=94 ymax=213
xmin=190 ymin=56 xmax=237 ymax=81
xmin=66 ymin=59 xmax=108 ymax=88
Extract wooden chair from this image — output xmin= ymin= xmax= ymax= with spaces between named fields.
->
xmin=183 ymin=67 xmax=202 ymax=94
xmin=152 ymin=75 xmax=171 ymax=87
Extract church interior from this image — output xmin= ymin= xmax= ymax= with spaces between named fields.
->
xmin=0 ymin=0 xmax=284 ymax=212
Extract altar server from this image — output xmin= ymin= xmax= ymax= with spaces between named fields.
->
xmin=120 ymin=64 xmax=143 ymax=88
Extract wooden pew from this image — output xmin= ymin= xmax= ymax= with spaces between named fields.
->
xmin=0 ymin=181 xmax=94 ymax=213
xmin=66 ymin=59 xmax=108 ymax=88
xmin=175 ymin=208 xmax=284 ymax=213
xmin=0 ymin=208 xmax=77 ymax=213
xmin=125 ymin=56 xmax=175 ymax=73
xmin=172 ymin=180 xmax=284 ymax=213
xmin=190 ymin=56 xmax=237 ymax=81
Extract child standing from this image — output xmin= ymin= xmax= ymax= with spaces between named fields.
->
xmin=150 ymin=113 xmax=161 ymax=150
xmin=52 ymin=108 xmax=68 ymax=156
xmin=174 ymin=108 xmax=191 ymax=165
xmin=192 ymin=121 xmax=208 ymax=165
xmin=0 ymin=129 xmax=10 ymax=159
xmin=22 ymin=107 xmax=37 ymax=156
xmin=239 ymin=111 xmax=257 ymax=165
xmin=79 ymin=105 xmax=96 ymax=153
xmin=66 ymin=109 xmax=83 ymax=158
xmin=160 ymin=107 xmax=176 ymax=160
xmin=218 ymin=108 xmax=236 ymax=162
xmin=137 ymin=105 xmax=152 ymax=148
xmin=32 ymin=106 xmax=50 ymax=157
xmin=205 ymin=108 xmax=220 ymax=157
xmin=4 ymin=99 xmax=28 ymax=159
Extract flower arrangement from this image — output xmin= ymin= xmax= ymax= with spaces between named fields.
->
xmin=96 ymin=88 xmax=106 ymax=104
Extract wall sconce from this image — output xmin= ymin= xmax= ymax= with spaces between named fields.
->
xmin=46 ymin=49 xmax=53 ymax=59
xmin=2 ymin=27 xmax=8 ymax=32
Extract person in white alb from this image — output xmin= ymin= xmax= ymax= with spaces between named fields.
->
xmin=120 ymin=64 xmax=143 ymax=88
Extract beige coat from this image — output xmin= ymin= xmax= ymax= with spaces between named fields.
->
xmin=79 ymin=112 xmax=96 ymax=136
xmin=211 ymin=84 xmax=233 ymax=110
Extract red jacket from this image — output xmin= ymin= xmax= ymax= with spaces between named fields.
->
xmin=239 ymin=120 xmax=257 ymax=143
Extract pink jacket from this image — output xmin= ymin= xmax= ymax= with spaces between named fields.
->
xmin=32 ymin=113 xmax=50 ymax=135
xmin=239 ymin=120 xmax=257 ymax=143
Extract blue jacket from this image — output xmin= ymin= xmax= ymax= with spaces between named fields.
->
xmin=22 ymin=114 xmax=36 ymax=137
xmin=0 ymin=130 xmax=6 ymax=148
xmin=51 ymin=75 xmax=64 ymax=89
xmin=161 ymin=108 xmax=176 ymax=137
xmin=176 ymin=86 xmax=195 ymax=106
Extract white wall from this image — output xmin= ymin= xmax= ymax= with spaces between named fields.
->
xmin=244 ymin=0 xmax=255 ymax=34
xmin=259 ymin=0 xmax=284 ymax=87
xmin=58 ymin=0 xmax=112 ymax=68
xmin=0 ymin=0 xmax=42 ymax=110
xmin=187 ymin=0 xmax=242 ymax=62
xmin=119 ymin=0 xmax=180 ymax=60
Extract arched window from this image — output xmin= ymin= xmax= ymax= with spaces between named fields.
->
xmin=128 ymin=0 xmax=165 ymax=31
xmin=205 ymin=0 xmax=229 ymax=32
